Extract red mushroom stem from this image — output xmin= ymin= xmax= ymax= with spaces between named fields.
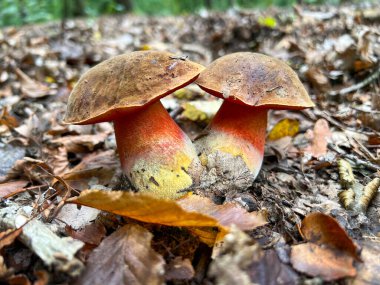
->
xmin=195 ymin=101 xmax=268 ymax=192
xmin=113 ymin=100 xmax=201 ymax=199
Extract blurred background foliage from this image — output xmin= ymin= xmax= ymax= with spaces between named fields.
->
xmin=0 ymin=0 xmax=369 ymax=27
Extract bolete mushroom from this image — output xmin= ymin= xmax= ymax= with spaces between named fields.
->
xmin=195 ymin=52 xmax=314 ymax=193
xmin=64 ymin=51 xmax=204 ymax=199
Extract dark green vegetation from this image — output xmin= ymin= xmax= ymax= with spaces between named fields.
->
xmin=0 ymin=0 xmax=361 ymax=27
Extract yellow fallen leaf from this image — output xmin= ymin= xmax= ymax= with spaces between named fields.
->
xmin=267 ymin=118 xmax=299 ymax=141
xmin=68 ymin=190 xmax=267 ymax=245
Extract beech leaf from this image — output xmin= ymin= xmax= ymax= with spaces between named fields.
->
xmin=68 ymin=190 xmax=267 ymax=245
xmin=74 ymin=224 xmax=165 ymax=285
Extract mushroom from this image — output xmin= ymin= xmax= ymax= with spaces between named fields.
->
xmin=64 ymin=51 xmax=204 ymax=199
xmin=195 ymin=52 xmax=314 ymax=194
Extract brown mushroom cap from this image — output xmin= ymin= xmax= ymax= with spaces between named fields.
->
xmin=64 ymin=51 xmax=204 ymax=124
xmin=196 ymin=52 xmax=314 ymax=110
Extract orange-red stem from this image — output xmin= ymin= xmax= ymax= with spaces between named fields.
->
xmin=113 ymin=100 xmax=200 ymax=199
xmin=196 ymin=101 xmax=268 ymax=191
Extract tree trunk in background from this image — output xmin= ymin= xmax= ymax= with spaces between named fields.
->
xmin=116 ymin=0 xmax=133 ymax=12
xmin=204 ymin=0 xmax=212 ymax=9
xmin=18 ymin=0 xmax=27 ymax=25
xmin=72 ymin=0 xmax=86 ymax=17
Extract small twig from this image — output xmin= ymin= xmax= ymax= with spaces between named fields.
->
xmin=328 ymin=65 xmax=380 ymax=98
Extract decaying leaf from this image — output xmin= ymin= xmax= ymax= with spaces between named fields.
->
xmin=164 ymin=257 xmax=194 ymax=281
xmin=59 ymin=150 xmax=118 ymax=190
xmin=290 ymin=212 xmax=359 ymax=281
xmin=68 ymin=190 xmax=267 ymax=245
xmin=66 ymin=222 xmax=106 ymax=246
xmin=351 ymin=240 xmax=380 ymax=285
xmin=15 ymin=68 xmax=51 ymax=98
xmin=267 ymin=119 xmax=300 ymax=141
xmin=74 ymin=224 xmax=165 ymax=285
xmin=209 ymin=227 xmax=298 ymax=285
xmin=304 ymin=119 xmax=332 ymax=158
xmin=0 ymin=228 xmax=23 ymax=250
xmin=0 ymin=180 xmax=29 ymax=198
xmin=51 ymin=133 xmax=108 ymax=153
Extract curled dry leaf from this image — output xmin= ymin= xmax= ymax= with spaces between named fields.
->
xmin=59 ymin=150 xmax=118 ymax=190
xmin=0 ymin=228 xmax=23 ymax=250
xmin=15 ymin=68 xmax=51 ymax=98
xmin=304 ymin=118 xmax=332 ymax=158
xmin=51 ymin=133 xmax=108 ymax=153
xmin=68 ymin=190 xmax=267 ymax=245
xmin=267 ymin=118 xmax=300 ymax=141
xmin=290 ymin=212 xmax=360 ymax=281
xmin=74 ymin=224 xmax=165 ymax=285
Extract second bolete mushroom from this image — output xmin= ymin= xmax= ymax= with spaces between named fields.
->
xmin=195 ymin=52 xmax=314 ymax=193
xmin=64 ymin=51 xmax=204 ymax=199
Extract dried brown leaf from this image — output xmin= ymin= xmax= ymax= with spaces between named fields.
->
xmin=0 ymin=180 xmax=29 ymax=198
xmin=304 ymin=119 xmax=332 ymax=158
xmin=164 ymin=257 xmax=194 ymax=281
xmin=351 ymin=240 xmax=380 ymax=285
xmin=300 ymin=212 xmax=359 ymax=259
xmin=291 ymin=243 xmax=356 ymax=281
xmin=8 ymin=274 xmax=32 ymax=285
xmin=74 ymin=224 xmax=165 ymax=285
xmin=68 ymin=190 xmax=267 ymax=245
xmin=290 ymin=213 xmax=359 ymax=281
xmin=60 ymin=150 xmax=118 ymax=190
xmin=33 ymin=270 xmax=49 ymax=285
xmin=0 ymin=228 xmax=23 ymax=250
xmin=15 ymin=68 xmax=50 ymax=98
xmin=66 ymin=222 xmax=106 ymax=246
xmin=51 ymin=133 xmax=108 ymax=153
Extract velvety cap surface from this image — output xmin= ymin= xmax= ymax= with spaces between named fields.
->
xmin=196 ymin=52 xmax=314 ymax=109
xmin=64 ymin=51 xmax=204 ymax=124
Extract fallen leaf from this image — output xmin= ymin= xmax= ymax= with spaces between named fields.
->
xmin=74 ymin=224 xmax=165 ymax=285
xmin=351 ymin=240 xmax=380 ymax=285
xmin=0 ymin=180 xmax=29 ymax=198
xmin=305 ymin=67 xmax=330 ymax=92
xmin=291 ymin=243 xmax=356 ymax=281
xmin=68 ymin=190 xmax=267 ymax=245
xmin=304 ymin=119 xmax=332 ymax=158
xmin=0 ymin=228 xmax=23 ymax=250
xmin=290 ymin=212 xmax=359 ymax=281
xmin=209 ymin=227 xmax=298 ymax=285
xmin=164 ymin=257 xmax=194 ymax=281
xmin=300 ymin=212 xmax=359 ymax=259
xmin=8 ymin=274 xmax=31 ymax=285
xmin=4 ymin=158 xmax=53 ymax=184
xmin=267 ymin=119 xmax=300 ymax=141
xmin=59 ymin=150 xmax=118 ymax=190
xmin=51 ymin=133 xmax=108 ymax=153
xmin=15 ymin=68 xmax=51 ymax=98
xmin=34 ymin=270 xmax=49 ymax=285
xmin=0 ymin=107 xmax=19 ymax=129
xmin=66 ymin=222 xmax=106 ymax=246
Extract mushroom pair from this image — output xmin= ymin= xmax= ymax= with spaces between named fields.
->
xmin=64 ymin=51 xmax=314 ymax=199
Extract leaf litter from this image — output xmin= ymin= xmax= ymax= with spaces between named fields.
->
xmin=0 ymin=2 xmax=380 ymax=284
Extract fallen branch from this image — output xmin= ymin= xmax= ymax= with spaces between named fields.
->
xmin=328 ymin=65 xmax=380 ymax=99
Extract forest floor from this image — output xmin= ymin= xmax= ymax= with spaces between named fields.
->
xmin=0 ymin=3 xmax=380 ymax=285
